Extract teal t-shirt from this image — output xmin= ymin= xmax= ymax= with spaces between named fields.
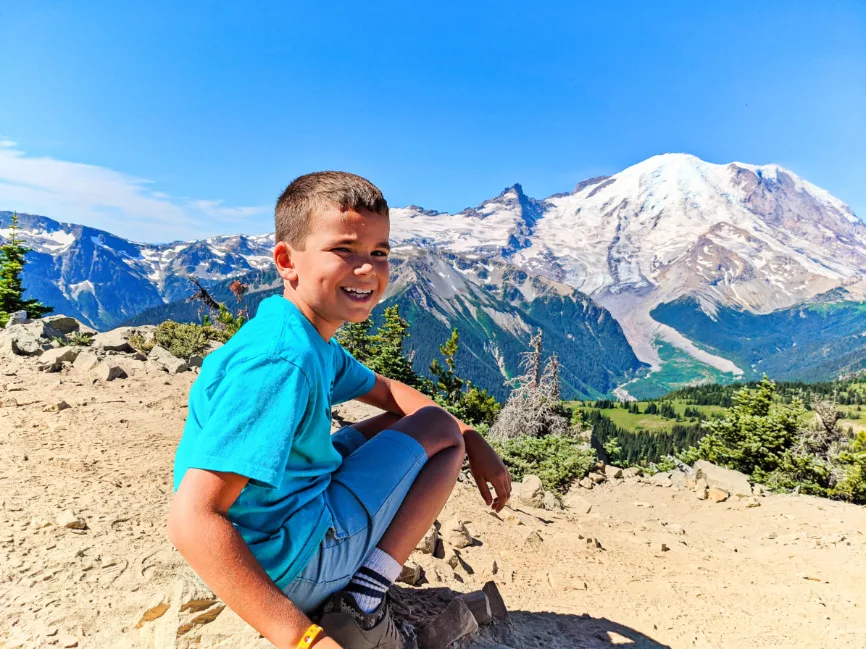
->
xmin=173 ymin=295 xmax=376 ymax=587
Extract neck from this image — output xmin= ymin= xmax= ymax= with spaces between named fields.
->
xmin=282 ymin=289 xmax=340 ymax=341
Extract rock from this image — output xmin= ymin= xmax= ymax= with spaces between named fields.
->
xmin=58 ymin=636 xmax=78 ymax=648
xmin=90 ymin=361 xmax=128 ymax=382
xmin=148 ymin=345 xmax=190 ymax=374
xmin=73 ymin=351 xmax=101 ymax=373
xmin=542 ymin=491 xmax=561 ymax=510
xmin=670 ymin=470 xmax=688 ymax=487
xmin=746 ymin=497 xmax=761 ymax=508
xmin=441 ymin=518 xmax=474 ymax=549
xmin=91 ymin=326 xmax=155 ymax=353
xmin=418 ymin=598 xmax=478 ymax=649
xmin=523 ymin=530 xmax=544 ymax=550
xmin=468 ymin=551 xmax=498 ymax=577
xmin=204 ymin=340 xmax=224 ymax=355
xmin=458 ymin=591 xmax=493 ymax=625
xmin=708 ymin=488 xmax=730 ymax=503
xmin=518 ymin=474 xmax=545 ymax=508
xmin=585 ymin=537 xmax=603 ymax=550
xmin=3 ymin=321 xmax=63 ymax=355
xmin=398 ymin=560 xmax=423 ymax=585
xmin=752 ymin=484 xmax=765 ymax=496
xmin=694 ymin=460 xmax=752 ymax=497
xmin=633 ymin=501 xmax=653 ymax=508
xmin=188 ymin=354 xmax=204 ymax=368
xmin=482 ymin=581 xmax=509 ymax=621
xmin=415 ymin=525 xmax=439 ymax=555
xmin=695 ymin=477 xmax=709 ymax=500
xmin=0 ymin=397 xmax=18 ymax=407
xmin=43 ymin=314 xmax=97 ymax=336
xmin=649 ymin=472 xmax=672 ymax=487
xmin=56 ymin=509 xmax=86 ymax=529
xmin=667 ymin=523 xmax=686 ymax=535
xmin=604 ymin=465 xmax=623 ymax=479
xmin=43 ymin=400 xmax=71 ymax=412
xmin=589 ymin=472 xmax=606 ymax=484
xmin=564 ymin=493 xmax=592 ymax=515
xmin=36 ymin=347 xmax=80 ymax=372
xmin=685 ymin=474 xmax=697 ymax=489
xmin=579 ymin=477 xmax=594 ymax=490
xmin=4 ymin=310 xmax=30 ymax=327
xmin=658 ymin=543 xmax=670 ymax=552
xmin=622 ymin=467 xmax=643 ymax=479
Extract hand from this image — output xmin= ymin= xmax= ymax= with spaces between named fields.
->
xmin=464 ymin=430 xmax=512 ymax=512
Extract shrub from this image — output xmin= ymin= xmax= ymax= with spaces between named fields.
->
xmin=153 ymin=320 xmax=222 ymax=358
xmin=128 ymin=332 xmax=157 ymax=355
xmin=490 ymin=433 xmax=596 ymax=493
xmin=51 ymin=332 xmax=92 ymax=347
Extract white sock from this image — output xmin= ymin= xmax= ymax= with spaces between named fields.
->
xmin=345 ymin=547 xmax=402 ymax=613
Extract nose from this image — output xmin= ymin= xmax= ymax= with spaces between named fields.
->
xmin=355 ymin=261 xmax=375 ymax=276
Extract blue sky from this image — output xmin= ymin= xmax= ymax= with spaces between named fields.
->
xmin=1 ymin=1 xmax=864 ymax=242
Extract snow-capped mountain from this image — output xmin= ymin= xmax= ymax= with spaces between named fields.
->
xmin=0 ymin=211 xmax=273 ymax=329
xmin=389 ymin=154 xmax=866 ymax=375
xmin=4 ymin=153 xmax=865 ymax=394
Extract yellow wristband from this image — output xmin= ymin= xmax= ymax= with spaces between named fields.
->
xmin=297 ymin=624 xmax=323 ymax=649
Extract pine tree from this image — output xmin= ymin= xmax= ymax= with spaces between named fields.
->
xmin=0 ymin=213 xmax=52 ymax=326
xmin=430 ymin=329 xmax=464 ymax=406
xmin=368 ymin=305 xmax=424 ymax=389
xmin=337 ymin=318 xmax=374 ymax=363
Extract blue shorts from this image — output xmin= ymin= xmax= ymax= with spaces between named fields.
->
xmin=282 ymin=426 xmax=428 ymax=613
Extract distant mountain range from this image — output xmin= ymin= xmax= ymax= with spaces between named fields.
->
xmin=4 ymin=152 xmax=866 ymax=398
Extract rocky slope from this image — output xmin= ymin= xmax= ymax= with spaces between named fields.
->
xmin=1 ymin=318 xmax=865 ymax=648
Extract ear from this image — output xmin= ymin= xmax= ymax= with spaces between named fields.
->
xmin=273 ymin=240 xmax=298 ymax=282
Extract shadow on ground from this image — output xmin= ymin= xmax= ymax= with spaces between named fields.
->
xmin=391 ymin=585 xmax=672 ymax=649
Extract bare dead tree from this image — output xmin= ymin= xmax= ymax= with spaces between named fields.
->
xmin=490 ymin=331 xmax=573 ymax=441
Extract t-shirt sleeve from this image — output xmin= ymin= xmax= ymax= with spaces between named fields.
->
xmin=189 ymin=354 xmax=311 ymax=489
xmin=331 ymin=340 xmax=376 ymax=405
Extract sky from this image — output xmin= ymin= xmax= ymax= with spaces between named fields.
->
xmin=1 ymin=1 xmax=864 ymax=243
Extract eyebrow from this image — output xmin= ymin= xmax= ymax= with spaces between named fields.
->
xmin=332 ymin=238 xmax=390 ymax=250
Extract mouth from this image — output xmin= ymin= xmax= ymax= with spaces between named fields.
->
xmin=340 ymin=287 xmax=375 ymax=303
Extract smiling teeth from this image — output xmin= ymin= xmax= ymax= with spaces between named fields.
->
xmin=344 ymin=288 xmax=373 ymax=295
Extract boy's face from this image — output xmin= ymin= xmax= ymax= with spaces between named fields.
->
xmin=276 ymin=204 xmax=390 ymax=337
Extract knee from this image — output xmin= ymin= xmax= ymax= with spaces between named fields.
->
xmin=402 ymin=405 xmax=464 ymax=453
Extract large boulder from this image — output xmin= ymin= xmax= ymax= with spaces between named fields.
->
xmin=694 ymin=460 xmax=752 ymax=497
xmin=36 ymin=346 xmax=81 ymax=372
xmin=148 ymin=345 xmax=189 ymax=374
xmin=517 ymin=474 xmax=545 ymax=508
xmin=42 ymin=314 xmax=97 ymax=337
xmin=91 ymin=326 xmax=155 ymax=353
xmin=0 ymin=320 xmax=65 ymax=356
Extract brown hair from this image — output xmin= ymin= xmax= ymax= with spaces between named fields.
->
xmin=275 ymin=171 xmax=389 ymax=248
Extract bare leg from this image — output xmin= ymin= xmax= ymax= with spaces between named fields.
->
xmin=348 ymin=411 xmax=402 ymax=442
xmin=374 ymin=406 xmax=465 ymax=564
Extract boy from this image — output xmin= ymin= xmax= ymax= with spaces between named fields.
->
xmin=167 ymin=172 xmax=512 ymax=649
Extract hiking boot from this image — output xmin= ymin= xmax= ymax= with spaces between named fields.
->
xmin=319 ymin=590 xmax=417 ymax=649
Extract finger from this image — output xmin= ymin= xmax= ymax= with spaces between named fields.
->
xmin=474 ymin=473 xmax=494 ymax=507
xmin=492 ymin=479 xmax=509 ymax=512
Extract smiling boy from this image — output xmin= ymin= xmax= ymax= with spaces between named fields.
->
xmin=167 ymin=172 xmax=512 ymax=649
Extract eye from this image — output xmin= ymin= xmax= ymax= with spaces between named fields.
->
xmin=331 ymin=247 xmax=351 ymax=253
xmin=372 ymin=250 xmax=389 ymax=257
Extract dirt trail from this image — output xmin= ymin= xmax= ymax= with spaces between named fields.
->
xmin=1 ymin=355 xmax=865 ymax=648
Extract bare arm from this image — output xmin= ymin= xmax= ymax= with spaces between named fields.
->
xmin=167 ymin=469 xmax=341 ymax=649
xmin=357 ymin=373 xmax=512 ymax=511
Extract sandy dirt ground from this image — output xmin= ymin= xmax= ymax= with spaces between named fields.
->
xmin=1 ymin=353 xmax=865 ymax=649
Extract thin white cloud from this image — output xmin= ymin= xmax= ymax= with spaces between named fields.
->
xmin=0 ymin=143 xmax=269 ymax=242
